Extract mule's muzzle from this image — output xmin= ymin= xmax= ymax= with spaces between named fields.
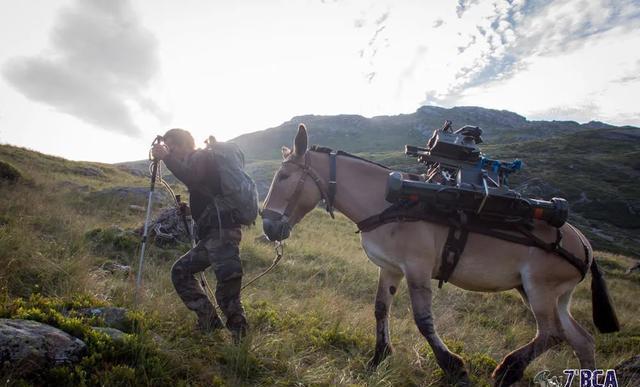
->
xmin=261 ymin=209 xmax=291 ymax=241
xmin=262 ymin=218 xmax=291 ymax=241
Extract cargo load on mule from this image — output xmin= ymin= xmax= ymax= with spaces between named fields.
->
xmin=386 ymin=120 xmax=569 ymax=228
xmin=358 ymin=120 xmax=588 ymax=288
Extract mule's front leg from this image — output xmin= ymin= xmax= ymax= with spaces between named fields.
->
xmin=368 ymin=267 xmax=403 ymax=369
xmin=405 ymin=271 xmax=470 ymax=386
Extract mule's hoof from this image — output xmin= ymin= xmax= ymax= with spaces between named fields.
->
xmin=366 ymin=356 xmax=380 ymax=371
xmin=447 ymin=370 xmax=472 ymax=387
xmin=492 ymin=361 xmax=524 ymax=387
xmin=366 ymin=345 xmax=393 ymax=371
xmin=458 ymin=376 xmax=473 ymax=387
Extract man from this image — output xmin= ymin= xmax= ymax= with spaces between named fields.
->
xmin=151 ymin=128 xmax=248 ymax=341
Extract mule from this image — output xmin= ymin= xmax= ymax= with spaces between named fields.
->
xmin=261 ymin=124 xmax=619 ymax=386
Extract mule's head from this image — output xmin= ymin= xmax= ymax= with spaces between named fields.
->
xmin=261 ymin=124 xmax=324 ymax=241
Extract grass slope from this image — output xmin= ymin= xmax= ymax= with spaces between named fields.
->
xmin=1 ymin=144 xmax=638 ymax=386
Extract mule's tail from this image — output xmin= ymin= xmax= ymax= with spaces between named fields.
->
xmin=590 ymin=258 xmax=620 ymax=333
xmin=571 ymin=224 xmax=620 ymax=333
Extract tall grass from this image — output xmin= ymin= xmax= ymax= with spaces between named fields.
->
xmin=1 ymin=144 xmax=638 ymax=386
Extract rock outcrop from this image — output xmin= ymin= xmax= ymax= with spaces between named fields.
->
xmin=72 ymin=166 xmax=105 ymax=177
xmin=0 ymin=160 xmax=22 ymax=183
xmin=77 ymin=307 xmax=133 ymax=332
xmin=92 ymin=327 xmax=128 ymax=342
xmin=89 ymin=186 xmax=172 ymax=206
xmin=0 ymin=319 xmax=87 ymax=375
xmin=615 ymin=355 xmax=640 ymax=385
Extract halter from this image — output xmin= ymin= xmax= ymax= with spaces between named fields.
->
xmin=261 ymin=150 xmax=337 ymax=224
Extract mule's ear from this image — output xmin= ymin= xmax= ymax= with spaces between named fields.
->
xmin=293 ymin=124 xmax=308 ymax=156
xmin=281 ymin=146 xmax=291 ymax=159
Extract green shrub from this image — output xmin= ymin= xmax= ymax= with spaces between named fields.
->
xmin=1 ymin=294 xmax=183 ymax=386
xmin=101 ymin=365 xmax=137 ymax=387
xmin=85 ymin=226 xmax=139 ymax=259
xmin=246 ymin=301 xmax=281 ymax=332
xmin=466 ymin=352 xmax=498 ymax=378
xmin=308 ymin=321 xmax=370 ymax=354
xmin=0 ymin=159 xmax=22 ymax=182
xmin=596 ymin=334 xmax=640 ymax=356
xmin=219 ymin=341 xmax=263 ymax=381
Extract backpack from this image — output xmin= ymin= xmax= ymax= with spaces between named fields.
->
xmin=203 ymin=138 xmax=259 ymax=226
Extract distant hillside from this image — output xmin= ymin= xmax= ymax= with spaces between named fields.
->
xmin=231 ymin=106 xmax=632 ymax=161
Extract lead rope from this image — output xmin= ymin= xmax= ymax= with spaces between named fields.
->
xmin=241 ymin=241 xmax=284 ymax=291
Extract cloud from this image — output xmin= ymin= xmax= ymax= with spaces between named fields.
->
xmin=456 ymin=0 xmax=479 ymax=19
xmin=419 ymin=0 xmax=640 ymax=111
xmin=447 ymin=21 xmax=640 ymax=127
xmin=1 ymin=0 xmax=164 ymax=137
xmin=416 ymin=0 xmax=523 ymax=105
xmin=375 ymin=11 xmax=390 ymax=26
xmin=354 ymin=5 xmax=392 ymax=83
xmin=368 ymin=25 xmax=387 ymax=49
xmin=397 ymin=45 xmax=428 ymax=96
xmin=529 ymin=104 xmax=640 ymax=127
xmin=3 ymin=57 xmax=140 ymax=134
xmin=514 ymin=0 xmax=640 ymax=57
xmin=528 ymin=103 xmax=602 ymax=123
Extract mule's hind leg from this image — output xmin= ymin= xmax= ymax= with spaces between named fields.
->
xmin=516 ymin=285 xmax=530 ymax=309
xmin=404 ymin=269 xmax=470 ymax=385
xmin=368 ymin=267 xmax=404 ymax=369
xmin=557 ymin=288 xmax=595 ymax=368
xmin=493 ymin=283 xmax=565 ymax=387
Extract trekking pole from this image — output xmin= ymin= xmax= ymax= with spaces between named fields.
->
xmin=135 ymin=135 xmax=163 ymax=306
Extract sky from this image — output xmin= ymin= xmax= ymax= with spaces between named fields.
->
xmin=0 ymin=0 xmax=638 ymax=163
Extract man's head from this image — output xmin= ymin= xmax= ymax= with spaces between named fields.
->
xmin=163 ymin=128 xmax=195 ymax=159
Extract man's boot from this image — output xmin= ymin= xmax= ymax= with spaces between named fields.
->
xmin=215 ymin=277 xmax=249 ymax=343
xmin=226 ymin=313 xmax=248 ymax=344
xmin=195 ymin=308 xmax=224 ymax=333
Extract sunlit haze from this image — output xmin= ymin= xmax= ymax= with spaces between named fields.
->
xmin=1 ymin=0 xmax=638 ymax=162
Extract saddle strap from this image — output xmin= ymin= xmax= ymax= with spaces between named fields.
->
xmin=517 ymin=226 xmax=588 ymax=279
xmin=436 ymin=224 xmax=469 ymax=288
xmin=356 ymin=205 xmax=589 ymax=285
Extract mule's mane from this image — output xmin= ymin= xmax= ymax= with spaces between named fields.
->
xmin=309 ymin=145 xmax=391 ymax=170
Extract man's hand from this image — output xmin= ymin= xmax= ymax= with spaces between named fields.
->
xmin=151 ymin=144 xmax=170 ymax=160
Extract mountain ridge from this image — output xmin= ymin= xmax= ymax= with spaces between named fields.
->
xmin=230 ymin=106 xmax=637 ymax=161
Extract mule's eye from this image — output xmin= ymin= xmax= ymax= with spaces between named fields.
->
xmin=278 ymin=173 xmax=290 ymax=181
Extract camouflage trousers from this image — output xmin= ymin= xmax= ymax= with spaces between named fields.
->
xmin=170 ymin=227 xmax=247 ymax=330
